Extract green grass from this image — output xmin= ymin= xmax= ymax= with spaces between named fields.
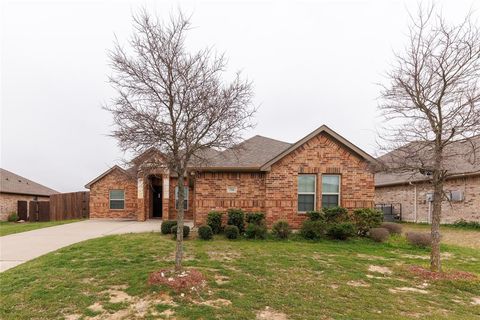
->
xmin=0 ymin=233 xmax=479 ymax=320
xmin=0 ymin=219 xmax=82 ymax=236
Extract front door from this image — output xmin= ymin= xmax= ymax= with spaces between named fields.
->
xmin=152 ymin=186 xmax=163 ymax=218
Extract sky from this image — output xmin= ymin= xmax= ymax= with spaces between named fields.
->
xmin=0 ymin=0 xmax=476 ymax=192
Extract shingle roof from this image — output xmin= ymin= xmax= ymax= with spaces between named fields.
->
xmin=375 ymin=136 xmax=480 ymax=186
xmin=0 ymin=168 xmax=59 ymax=196
xmin=195 ymin=135 xmax=292 ymax=170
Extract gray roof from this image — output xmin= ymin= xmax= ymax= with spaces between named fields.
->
xmin=0 ymin=168 xmax=59 ymax=196
xmin=196 ymin=135 xmax=292 ymax=170
xmin=375 ymin=136 xmax=480 ymax=187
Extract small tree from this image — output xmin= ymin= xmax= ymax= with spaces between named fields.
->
xmin=378 ymin=5 xmax=480 ymax=271
xmin=106 ymin=10 xmax=255 ymax=271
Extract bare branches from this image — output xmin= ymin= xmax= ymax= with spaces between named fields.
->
xmin=378 ymin=4 xmax=480 ymax=176
xmin=378 ymin=3 xmax=480 ymax=272
xmin=104 ymin=9 xmax=256 ymax=172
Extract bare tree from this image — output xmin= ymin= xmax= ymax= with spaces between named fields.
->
xmin=105 ymin=10 xmax=255 ymax=271
xmin=378 ymin=4 xmax=480 ymax=272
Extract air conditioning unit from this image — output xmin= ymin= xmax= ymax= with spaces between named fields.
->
xmin=449 ymin=190 xmax=464 ymax=202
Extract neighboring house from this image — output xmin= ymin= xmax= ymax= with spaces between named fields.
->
xmin=85 ymin=125 xmax=376 ymax=228
xmin=375 ymin=137 xmax=480 ymax=223
xmin=0 ymin=168 xmax=59 ymax=220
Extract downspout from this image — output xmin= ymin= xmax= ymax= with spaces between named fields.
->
xmin=409 ymin=181 xmax=417 ymax=223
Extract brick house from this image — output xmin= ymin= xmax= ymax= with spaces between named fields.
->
xmin=375 ymin=137 xmax=480 ymax=223
xmin=85 ymin=125 xmax=376 ymax=228
xmin=0 ymin=168 xmax=58 ymax=220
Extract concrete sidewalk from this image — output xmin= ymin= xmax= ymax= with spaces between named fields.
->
xmin=0 ymin=219 xmax=191 ymax=272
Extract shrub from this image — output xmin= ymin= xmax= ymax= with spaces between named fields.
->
xmin=224 ymin=225 xmax=239 ymax=239
xmin=227 ymin=208 xmax=245 ymax=233
xmin=7 ymin=213 xmax=19 ymax=222
xmin=245 ymin=212 xmax=265 ymax=225
xmin=406 ymin=232 xmax=432 ymax=248
xmin=171 ymin=225 xmax=190 ymax=239
xmin=272 ymin=220 xmax=291 ymax=239
xmin=323 ymin=207 xmax=348 ymax=223
xmin=245 ymin=223 xmax=267 ymax=239
xmin=451 ymin=219 xmax=480 ymax=230
xmin=300 ymin=220 xmax=327 ymax=240
xmin=198 ymin=225 xmax=213 ymax=240
xmin=206 ymin=211 xmax=223 ymax=234
xmin=327 ymin=222 xmax=356 ymax=240
xmin=369 ymin=228 xmax=390 ymax=242
xmin=353 ymin=208 xmax=383 ymax=236
xmin=380 ymin=222 xmax=403 ymax=235
xmin=306 ymin=211 xmax=324 ymax=221
xmin=161 ymin=220 xmax=177 ymax=234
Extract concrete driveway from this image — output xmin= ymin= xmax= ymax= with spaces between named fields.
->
xmin=0 ymin=219 xmax=191 ymax=272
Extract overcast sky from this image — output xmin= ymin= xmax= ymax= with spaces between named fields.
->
xmin=1 ymin=0 xmax=476 ymax=192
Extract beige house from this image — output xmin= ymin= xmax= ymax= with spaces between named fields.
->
xmin=375 ymin=138 xmax=480 ymax=223
xmin=0 ymin=168 xmax=58 ymax=220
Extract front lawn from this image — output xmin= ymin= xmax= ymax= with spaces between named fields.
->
xmin=401 ymin=223 xmax=480 ymax=249
xmin=0 ymin=219 xmax=82 ymax=236
xmin=1 ymin=233 xmax=479 ymax=320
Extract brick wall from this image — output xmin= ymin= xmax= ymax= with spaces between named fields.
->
xmin=375 ymin=175 xmax=480 ymax=223
xmin=89 ymin=169 xmax=138 ymax=219
xmin=0 ymin=193 xmax=49 ymax=220
xmin=194 ymin=172 xmax=266 ymax=225
xmin=193 ymin=133 xmax=374 ymax=228
xmin=265 ymin=133 xmax=374 ymax=228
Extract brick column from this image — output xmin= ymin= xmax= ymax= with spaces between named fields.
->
xmin=137 ymin=176 xmax=147 ymax=221
xmin=162 ymin=175 xmax=169 ymax=220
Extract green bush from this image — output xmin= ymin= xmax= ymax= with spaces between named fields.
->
xmin=300 ymin=220 xmax=327 ymax=240
xmin=327 ymin=222 xmax=356 ymax=240
xmin=224 ymin=225 xmax=239 ymax=239
xmin=306 ymin=211 xmax=324 ymax=221
xmin=369 ymin=227 xmax=390 ymax=242
xmin=227 ymin=208 xmax=245 ymax=233
xmin=161 ymin=220 xmax=177 ymax=234
xmin=451 ymin=219 xmax=480 ymax=230
xmin=7 ymin=213 xmax=19 ymax=222
xmin=245 ymin=212 xmax=265 ymax=225
xmin=245 ymin=223 xmax=267 ymax=239
xmin=323 ymin=207 xmax=348 ymax=223
xmin=198 ymin=225 xmax=213 ymax=240
xmin=271 ymin=220 xmax=291 ymax=239
xmin=171 ymin=225 xmax=190 ymax=239
xmin=353 ymin=208 xmax=383 ymax=236
xmin=380 ymin=222 xmax=403 ymax=235
xmin=206 ymin=211 xmax=223 ymax=234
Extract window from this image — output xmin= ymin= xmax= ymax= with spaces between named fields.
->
xmin=109 ymin=190 xmax=125 ymax=209
xmin=322 ymin=175 xmax=340 ymax=208
xmin=298 ymin=174 xmax=316 ymax=212
xmin=175 ymin=186 xmax=189 ymax=210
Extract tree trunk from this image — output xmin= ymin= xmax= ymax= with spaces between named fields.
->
xmin=175 ymin=171 xmax=185 ymax=272
xmin=430 ymin=172 xmax=443 ymax=272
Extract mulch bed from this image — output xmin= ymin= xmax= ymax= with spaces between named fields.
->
xmin=148 ymin=268 xmax=206 ymax=292
xmin=409 ymin=266 xmax=478 ymax=281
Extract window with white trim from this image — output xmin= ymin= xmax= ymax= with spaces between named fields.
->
xmin=175 ymin=186 xmax=189 ymax=210
xmin=109 ymin=190 xmax=125 ymax=209
xmin=322 ymin=175 xmax=340 ymax=208
xmin=297 ymin=174 xmax=316 ymax=212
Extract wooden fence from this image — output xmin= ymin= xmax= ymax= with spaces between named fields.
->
xmin=49 ymin=191 xmax=90 ymax=220
xmin=17 ymin=191 xmax=89 ymax=222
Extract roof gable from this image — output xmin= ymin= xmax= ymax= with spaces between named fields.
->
xmin=84 ymin=165 xmax=134 ymax=189
xmin=260 ymin=125 xmax=376 ymax=171
xmin=0 ymin=168 xmax=59 ymax=196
